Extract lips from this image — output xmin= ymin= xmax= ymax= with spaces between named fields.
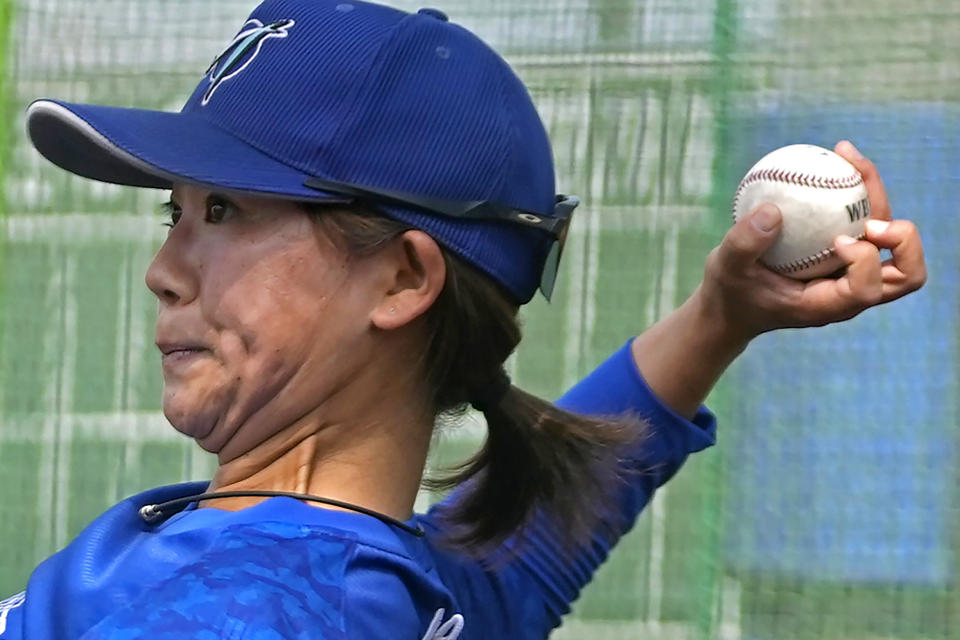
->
xmin=156 ymin=343 xmax=208 ymax=356
xmin=155 ymin=337 xmax=213 ymax=371
xmin=157 ymin=344 xmax=211 ymax=373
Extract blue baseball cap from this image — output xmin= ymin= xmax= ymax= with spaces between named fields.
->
xmin=25 ymin=0 xmax=577 ymax=303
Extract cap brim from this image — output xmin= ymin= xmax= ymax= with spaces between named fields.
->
xmin=25 ymin=100 xmax=550 ymax=304
xmin=26 ymin=99 xmax=347 ymax=202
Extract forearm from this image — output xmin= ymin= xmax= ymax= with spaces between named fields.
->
xmin=631 ymin=286 xmax=750 ymax=419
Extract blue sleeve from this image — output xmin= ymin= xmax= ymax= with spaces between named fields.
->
xmin=424 ymin=340 xmax=716 ymax=637
xmin=556 ymin=339 xmax=716 ymax=470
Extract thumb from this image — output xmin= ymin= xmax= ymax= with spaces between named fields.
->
xmin=718 ymin=203 xmax=783 ymax=272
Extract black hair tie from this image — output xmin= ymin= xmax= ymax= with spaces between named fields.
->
xmin=470 ymin=369 xmax=512 ymax=413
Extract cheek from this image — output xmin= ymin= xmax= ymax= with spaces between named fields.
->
xmin=222 ymin=271 xmax=341 ymax=343
xmin=206 ymin=249 xmax=366 ymax=378
xmin=204 ymin=242 xmax=340 ymax=326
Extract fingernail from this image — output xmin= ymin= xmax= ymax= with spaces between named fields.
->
xmin=866 ymin=219 xmax=890 ymax=235
xmin=836 ymin=234 xmax=857 ymax=246
xmin=839 ymin=140 xmax=864 ymax=160
xmin=751 ymin=204 xmax=781 ymax=232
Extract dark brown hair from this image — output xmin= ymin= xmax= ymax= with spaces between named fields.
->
xmin=307 ymin=204 xmax=646 ymax=556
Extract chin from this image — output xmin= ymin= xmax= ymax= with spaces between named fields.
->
xmin=162 ymin=392 xmax=220 ymax=446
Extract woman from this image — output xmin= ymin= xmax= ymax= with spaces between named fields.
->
xmin=3 ymin=0 xmax=925 ymax=638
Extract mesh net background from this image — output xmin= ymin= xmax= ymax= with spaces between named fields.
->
xmin=1 ymin=1 xmax=959 ymax=638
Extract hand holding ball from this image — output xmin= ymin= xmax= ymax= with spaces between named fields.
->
xmin=732 ymin=144 xmax=870 ymax=279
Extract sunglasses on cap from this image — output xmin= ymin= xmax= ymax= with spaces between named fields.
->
xmin=303 ymin=176 xmax=578 ymax=301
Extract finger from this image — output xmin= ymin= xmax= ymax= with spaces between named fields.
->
xmin=864 ymin=219 xmax=927 ymax=301
xmin=834 ymin=140 xmax=892 ymax=221
xmin=717 ymin=204 xmax=782 ymax=273
xmin=831 ymin=235 xmax=883 ymax=309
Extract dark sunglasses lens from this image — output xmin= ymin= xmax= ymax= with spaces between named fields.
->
xmin=540 ymin=240 xmax=561 ymax=301
xmin=539 ymin=214 xmax=572 ymax=301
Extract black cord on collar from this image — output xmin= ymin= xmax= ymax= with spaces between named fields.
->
xmin=139 ymin=490 xmax=425 ymax=537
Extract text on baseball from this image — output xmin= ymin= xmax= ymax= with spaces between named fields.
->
xmin=846 ymin=197 xmax=870 ymax=222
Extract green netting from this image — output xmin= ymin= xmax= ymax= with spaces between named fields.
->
xmin=1 ymin=1 xmax=958 ymax=639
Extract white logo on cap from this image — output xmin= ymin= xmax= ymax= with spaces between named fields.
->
xmin=202 ymin=18 xmax=296 ymax=106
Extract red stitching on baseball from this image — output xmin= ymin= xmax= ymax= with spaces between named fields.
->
xmin=770 ymin=231 xmax=867 ymax=274
xmin=730 ymin=167 xmax=864 ymax=222
xmin=740 ymin=167 xmax=862 ymax=192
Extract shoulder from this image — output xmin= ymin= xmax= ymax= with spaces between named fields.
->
xmin=83 ymin=522 xmax=357 ymax=639
xmin=338 ymin=527 xmax=460 ymax=639
xmin=83 ymin=519 xmax=455 ymax=640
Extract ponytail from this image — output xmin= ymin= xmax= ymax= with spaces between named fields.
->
xmin=425 ymin=385 xmax=642 ymax=554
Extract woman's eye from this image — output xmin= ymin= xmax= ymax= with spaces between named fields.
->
xmin=205 ymin=196 xmax=236 ymax=223
xmin=160 ymin=201 xmax=181 ymax=228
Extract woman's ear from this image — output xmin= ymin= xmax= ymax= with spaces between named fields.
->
xmin=370 ymin=230 xmax=446 ymax=330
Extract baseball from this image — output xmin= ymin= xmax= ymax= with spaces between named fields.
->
xmin=732 ymin=144 xmax=871 ymax=279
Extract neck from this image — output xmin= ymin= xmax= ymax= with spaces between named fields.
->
xmin=205 ymin=377 xmax=434 ymax=521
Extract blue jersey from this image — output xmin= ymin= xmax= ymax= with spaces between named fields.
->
xmin=0 ymin=342 xmax=715 ymax=639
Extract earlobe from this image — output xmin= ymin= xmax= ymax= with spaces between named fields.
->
xmin=371 ymin=230 xmax=446 ymax=330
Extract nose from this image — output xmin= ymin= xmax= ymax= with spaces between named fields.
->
xmin=145 ymin=223 xmax=200 ymax=306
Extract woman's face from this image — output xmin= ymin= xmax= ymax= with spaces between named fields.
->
xmin=145 ymin=184 xmax=385 ymax=459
